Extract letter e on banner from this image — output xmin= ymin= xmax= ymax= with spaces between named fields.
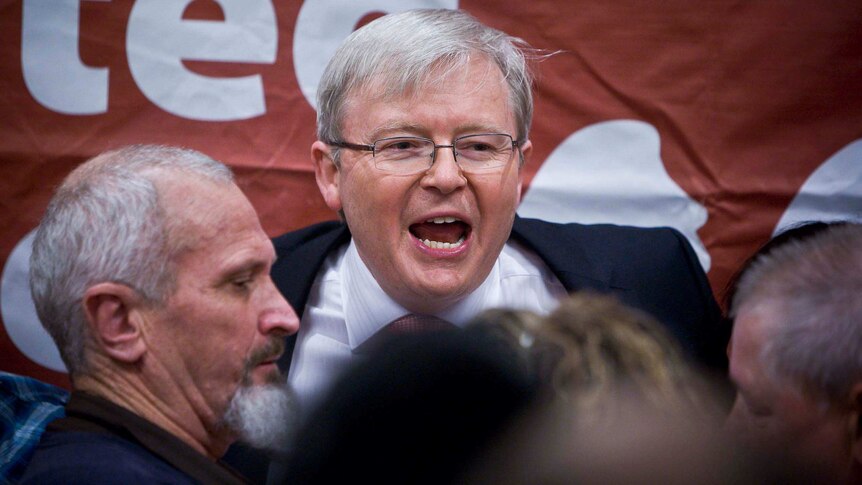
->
xmin=127 ymin=0 xmax=277 ymax=121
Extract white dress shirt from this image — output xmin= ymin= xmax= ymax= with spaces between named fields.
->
xmin=287 ymin=238 xmax=567 ymax=414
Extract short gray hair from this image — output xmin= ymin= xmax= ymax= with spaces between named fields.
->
xmin=29 ymin=145 xmax=233 ymax=376
xmin=317 ymin=9 xmax=538 ymax=147
xmin=730 ymin=223 xmax=862 ymax=402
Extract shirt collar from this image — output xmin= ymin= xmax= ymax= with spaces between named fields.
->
xmin=342 ymin=241 xmax=408 ymax=350
xmin=342 ymin=240 xmax=499 ymax=350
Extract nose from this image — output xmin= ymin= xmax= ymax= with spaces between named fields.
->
xmin=258 ymin=278 xmax=300 ymax=336
xmin=420 ymin=143 xmax=466 ymax=194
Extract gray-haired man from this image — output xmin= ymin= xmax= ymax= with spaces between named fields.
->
xmin=23 ymin=145 xmax=300 ymax=483
xmin=727 ymin=223 xmax=862 ymax=483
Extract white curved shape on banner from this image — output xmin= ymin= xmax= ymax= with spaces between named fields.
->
xmin=518 ymin=120 xmax=711 ymax=270
xmin=1 ymin=231 xmax=66 ymax=373
xmin=127 ymin=0 xmax=277 ymax=121
xmin=294 ymin=0 xmax=458 ymax=110
xmin=773 ymin=138 xmax=862 ymax=235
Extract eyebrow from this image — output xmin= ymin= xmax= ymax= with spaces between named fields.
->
xmin=367 ymin=122 xmax=425 ymax=141
xmin=221 ymin=260 xmax=267 ymax=280
xmin=219 ymin=249 xmax=276 ymax=281
xmin=367 ymin=122 xmax=507 ymax=141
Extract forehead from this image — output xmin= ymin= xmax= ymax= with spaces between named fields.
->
xmin=732 ymin=306 xmax=774 ymax=351
xmin=342 ymin=57 xmax=514 ymax=130
xmin=159 ymin=177 xmax=270 ymax=257
xmin=730 ymin=308 xmax=776 ymax=383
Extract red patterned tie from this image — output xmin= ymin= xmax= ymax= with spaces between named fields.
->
xmin=354 ymin=314 xmax=457 ymax=354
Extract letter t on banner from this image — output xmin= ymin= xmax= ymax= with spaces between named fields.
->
xmin=21 ymin=0 xmax=110 ymax=115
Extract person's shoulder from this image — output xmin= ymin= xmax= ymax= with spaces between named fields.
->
xmin=21 ymin=430 xmax=196 ymax=485
xmin=513 ymin=217 xmax=703 ymax=279
xmin=272 ymin=220 xmax=347 ymax=253
xmin=514 ymin=217 xmax=686 ymax=251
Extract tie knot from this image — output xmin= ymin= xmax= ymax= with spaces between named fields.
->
xmin=384 ymin=313 xmax=456 ymax=334
xmin=354 ymin=314 xmax=457 ymax=355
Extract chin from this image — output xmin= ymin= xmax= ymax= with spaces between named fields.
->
xmin=250 ymin=364 xmax=282 ymax=385
xmin=222 ymin=381 xmax=297 ymax=454
xmin=400 ymin=279 xmax=472 ymax=312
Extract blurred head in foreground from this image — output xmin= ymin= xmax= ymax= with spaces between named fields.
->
xmin=282 ymin=331 xmax=539 ymax=484
xmin=465 ymin=293 xmax=813 ymax=484
xmin=470 ymin=293 xmax=720 ymax=424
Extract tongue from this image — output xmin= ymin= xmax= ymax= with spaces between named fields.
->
xmin=410 ymin=221 xmax=467 ymax=244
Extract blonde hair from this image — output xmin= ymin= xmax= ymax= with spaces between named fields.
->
xmin=469 ymin=293 xmax=717 ymax=425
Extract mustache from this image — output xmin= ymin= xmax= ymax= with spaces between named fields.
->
xmin=245 ymin=338 xmax=286 ymax=370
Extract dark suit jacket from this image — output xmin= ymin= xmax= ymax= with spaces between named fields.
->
xmin=270 ymin=216 xmax=729 ymax=371
xmin=223 ymin=216 xmax=731 ymax=482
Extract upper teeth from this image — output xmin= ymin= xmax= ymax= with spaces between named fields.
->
xmin=427 ymin=216 xmax=458 ymax=224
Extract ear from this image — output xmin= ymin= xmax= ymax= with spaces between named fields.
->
xmin=515 ymin=139 xmax=532 ymax=202
xmin=849 ymin=382 xmax=862 ymax=465
xmin=82 ymin=283 xmax=147 ymax=364
xmin=311 ymin=140 xmax=343 ymax=212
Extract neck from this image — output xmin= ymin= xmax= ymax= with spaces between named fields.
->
xmin=74 ymin=365 xmax=233 ymax=459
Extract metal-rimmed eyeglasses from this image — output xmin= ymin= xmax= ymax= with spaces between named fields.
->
xmin=327 ymin=133 xmax=521 ymax=174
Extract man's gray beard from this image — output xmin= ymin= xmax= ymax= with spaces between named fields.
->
xmin=222 ymin=379 xmax=296 ymax=455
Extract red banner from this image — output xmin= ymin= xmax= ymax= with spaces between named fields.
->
xmin=2 ymin=0 xmax=861 ymax=388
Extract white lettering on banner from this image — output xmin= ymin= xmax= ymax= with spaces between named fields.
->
xmin=21 ymin=0 xmax=276 ymax=120
xmin=1 ymin=232 xmax=66 ymax=373
xmin=128 ymin=0 xmax=278 ymax=121
xmin=518 ymin=120 xmax=713 ymax=271
xmin=21 ymin=0 xmax=111 ymax=115
xmin=293 ymin=0 xmax=458 ymax=109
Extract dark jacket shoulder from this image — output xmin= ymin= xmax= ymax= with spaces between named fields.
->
xmin=513 ymin=217 xmax=727 ymax=369
xmin=271 ymin=220 xmax=349 ymax=314
xmin=21 ymin=430 xmax=197 ymax=485
xmin=272 ymin=220 xmax=347 ymax=255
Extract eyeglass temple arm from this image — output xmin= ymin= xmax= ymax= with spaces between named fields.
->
xmin=327 ymin=141 xmax=375 ymax=152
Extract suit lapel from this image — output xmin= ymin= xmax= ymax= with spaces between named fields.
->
xmin=272 ymin=222 xmax=351 ymax=314
xmin=271 ymin=222 xmax=351 ymax=371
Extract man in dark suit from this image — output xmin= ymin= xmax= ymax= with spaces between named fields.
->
xmin=272 ymin=8 xmax=727 ymax=413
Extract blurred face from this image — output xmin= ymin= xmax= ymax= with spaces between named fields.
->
xmin=145 ymin=178 xmax=299 ymax=439
xmin=726 ymin=306 xmax=852 ymax=479
xmin=313 ymin=57 xmax=531 ymax=313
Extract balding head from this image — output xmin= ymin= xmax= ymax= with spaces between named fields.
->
xmin=29 ymin=145 xmax=234 ymax=375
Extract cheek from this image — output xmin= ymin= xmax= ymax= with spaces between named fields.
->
xmin=480 ymin=169 xmax=520 ymax=202
xmin=476 ymin=178 xmax=520 ymax=229
xmin=192 ymin=309 xmax=257 ymax=367
xmin=344 ymin=175 xmax=414 ymax=239
xmin=342 ymin=172 xmax=390 ymax=215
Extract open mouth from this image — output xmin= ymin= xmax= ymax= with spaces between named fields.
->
xmin=409 ymin=216 xmax=470 ymax=249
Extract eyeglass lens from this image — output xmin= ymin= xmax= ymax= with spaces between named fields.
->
xmin=373 ymin=134 xmax=514 ymax=173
